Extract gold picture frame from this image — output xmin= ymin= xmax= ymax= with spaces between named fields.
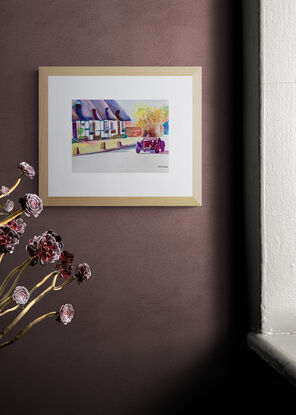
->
xmin=39 ymin=66 xmax=202 ymax=206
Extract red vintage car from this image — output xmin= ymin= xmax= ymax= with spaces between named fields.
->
xmin=136 ymin=136 xmax=165 ymax=154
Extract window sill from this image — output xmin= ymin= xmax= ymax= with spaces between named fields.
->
xmin=248 ymin=332 xmax=296 ymax=385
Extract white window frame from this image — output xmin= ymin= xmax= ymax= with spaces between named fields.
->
xmin=246 ymin=0 xmax=296 ymax=380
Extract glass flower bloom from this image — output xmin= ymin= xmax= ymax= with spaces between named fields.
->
xmin=0 ymin=186 xmax=9 ymax=196
xmin=13 ymin=286 xmax=30 ymax=305
xmin=56 ymin=250 xmax=74 ymax=279
xmin=0 ymin=226 xmax=20 ymax=254
xmin=74 ymin=263 xmax=91 ymax=282
xmin=59 ymin=304 xmax=74 ymax=325
xmin=7 ymin=218 xmax=26 ymax=235
xmin=19 ymin=193 xmax=43 ymax=218
xmin=4 ymin=199 xmax=14 ymax=212
xmin=18 ymin=162 xmax=35 ymax=179
xmin=27 ymin=230 xmax=62 ymax=265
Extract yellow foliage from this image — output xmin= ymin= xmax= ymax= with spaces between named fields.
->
xmin=132 ymin=104 xmax=168 ymax=136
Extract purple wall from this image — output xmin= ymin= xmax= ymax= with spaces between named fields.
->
xmin=0 ymin=1 xmax=233 ymax=413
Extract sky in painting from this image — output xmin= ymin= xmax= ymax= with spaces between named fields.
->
xmin=116 ymin=100 xmax=168 ymax=120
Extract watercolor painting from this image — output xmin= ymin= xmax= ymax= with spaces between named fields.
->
xmin=72 ymin=99 xmax=169 ymax=173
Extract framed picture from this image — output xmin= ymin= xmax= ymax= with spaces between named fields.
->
xmin=39 ymin=66 xmax=202 ymax=206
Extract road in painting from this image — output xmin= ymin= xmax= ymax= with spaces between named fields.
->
xmin=72 ymin=99 xmax=169 ymax=173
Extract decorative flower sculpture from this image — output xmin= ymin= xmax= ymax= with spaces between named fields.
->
xmin=56 ymin=250 xmax=74 ymax=279
xmin=0 ymin=162 xmax=91 ymax=349
xmin=18 ymin=162 xmax=35 ymax=179
xmin=27 ymin=230 xmax=62 ymax=265
xmin=19 ymin=193 xmax=43 ymax=218
xmin=7 ymin=218 xmax=26 ymax=235
xmin=0 ymin=186 xmax=9 ymax=196
xmin=4 ymin=200 xmax=14 ymax=213
xmin=0 ymin=226 xmax=20 ymax=254
xmin=13 ymin=286 xmax=30 ymax=305
xmin=75 ymin=263 xmax=91 ymax=282
xmin=59 ymin=304 xmax=74 ymax=325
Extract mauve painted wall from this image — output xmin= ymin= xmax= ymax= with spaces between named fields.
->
xmin=0 ymin=1 xmax=232 ymax=413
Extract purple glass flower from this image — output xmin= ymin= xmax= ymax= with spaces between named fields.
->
xmin=19 ymin=193 xmax=43 ymax=218
xmin=74 ymin=263 xmax=91 ymax=282
xmin=0 ymin=226 xmax=20 ymax=254
xmin=0 ymin=186 xmax=9 ymax=196
xmin=56 ymin=250 xmax=74 ymax=279
xmin=13 ymin=286 xmax=30 ymax=305
xmin=4 ymin=199 xmax=14 ymax=212
xmin=59 ymin=304 xmax=74 ymax=325
xmin=27 ymin=230 xmax=62 ymax=265
xmin=18 ymin=162 xmax=35 ymax=179
xmin=7 ymin=218 xmax=26 ymax=235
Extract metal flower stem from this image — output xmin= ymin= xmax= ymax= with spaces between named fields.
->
xmin=0 ymin=176 xmax=22 ymax=200
xmin=0 ymin=208 xmax=23 ymax=227
xmin=54 ymin=276 xmax=75 ymax=291
xmin=2 ymin=275 xmax=76 ymax=313
xmin=0 ymin=254 xmax=3 ymax=264
xmin=0 ymin=272 xmax=59 ymax=339
xmin=0 ymin=303 xmax=18 ymax=317
xmin=0 ymin=296 xmax=12 ymax=312
xmin=0 ymin=258 xmax=30 ymax=297
xmin=0 ymin=271 xmax=56 ymax=315
xmin=0 ymin=258 xmax=32 ymax=303
xmin=0 ymin=311 xmax=58 ymax=349
xmin=29 ymin=271 xmax=57 ymax=296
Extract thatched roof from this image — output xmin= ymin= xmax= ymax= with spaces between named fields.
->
xmin=72 ymin=99 xmax=131 ymax=121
